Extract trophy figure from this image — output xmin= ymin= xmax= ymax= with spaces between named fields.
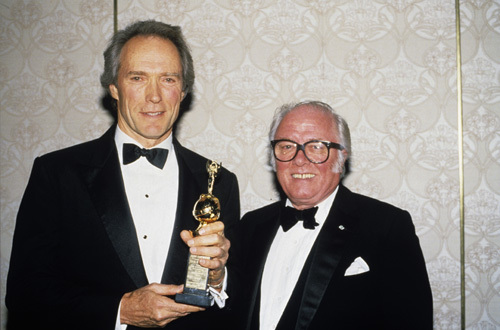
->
xmin=175 ymin=161 xmax=221 ymax=307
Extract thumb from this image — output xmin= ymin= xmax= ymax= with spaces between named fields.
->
xmin=180 ymin=230 xmax=194 ymax=245
xmin=149 ymin=283 xmax=184 ymax=296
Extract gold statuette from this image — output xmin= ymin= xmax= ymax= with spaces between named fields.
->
xmin=175 ymin=161 xmax=221 ymax=307
xmin=192 ymin=160 xmax=221 ymax=233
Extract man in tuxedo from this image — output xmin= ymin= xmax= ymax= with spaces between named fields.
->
xmin=6 ymin=20 xmax=240 ymax=329
xmin=228 ymin=101 xmax=432 ymax=329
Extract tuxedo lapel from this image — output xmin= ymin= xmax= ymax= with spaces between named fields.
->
xmin=253 ymin=209 xmax=282 ymax=326
xmin=233 ymin=202 xmax=282 ymax=330
xmin=280 ymin=185 xmax=358 ymax=330
xmin=161 ymin=141 xmax=206 ymax=285
xmin=295 ymin=212 xmax=353 ymax=329
xmin=86 ymin=127 xmax=148 ymax=288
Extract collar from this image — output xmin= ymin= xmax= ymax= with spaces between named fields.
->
xmin=285 ymin=185 xmax=339 ymax=226
xmin=114 ymin=126 xmax=173 ymax=165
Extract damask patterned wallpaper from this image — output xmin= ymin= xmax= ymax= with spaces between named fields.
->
xmin=1 ymin=0 xmax=499 ymax=329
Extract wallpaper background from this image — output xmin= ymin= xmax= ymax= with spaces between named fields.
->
xmin=1 ymin=0 xmax=499 ymax=329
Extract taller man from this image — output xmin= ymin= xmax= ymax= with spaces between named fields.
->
xmin=6 ymin=20 xmax=240 ymax=330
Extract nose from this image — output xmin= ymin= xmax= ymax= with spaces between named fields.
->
xmin=292 ymin=148 xmax=308 ymax=166
xmin=146 ymin=80 xmax=161 ymax=103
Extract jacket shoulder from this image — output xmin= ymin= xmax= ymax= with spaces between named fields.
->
xmin=241 ymin=201 xmax=281 ymax=223
xmin=35 ymin=127 xmax=114 ymax=167
xmin=173 ymin=139 xmax=237 ymax=181
xmin=339 ymin=185 xmax=409 ymax=218
xmin=336 ymin=185 xmax=415 ymax=242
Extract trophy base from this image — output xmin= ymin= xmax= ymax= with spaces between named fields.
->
xmin=175 ymin=254 xmax=213 ymax=307
xmin=175 ymin=287 xmax=213 ymax=307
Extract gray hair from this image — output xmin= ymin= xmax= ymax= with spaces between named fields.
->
xmin=100 ymin=20 xmax=194 ymax=96
xmin=269 ymin=100 xmax=351 ymax=176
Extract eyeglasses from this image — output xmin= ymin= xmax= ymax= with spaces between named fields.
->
xmin=271 ymin=139 xmax=345 ymax=164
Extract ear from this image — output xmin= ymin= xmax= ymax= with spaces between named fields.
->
xmin=109 ymin=84 xmax=119 ymax=100
xmin=341 ymin=149 xmax=348 ymax=163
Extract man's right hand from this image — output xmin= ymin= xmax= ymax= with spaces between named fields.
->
xmin=120 ymin=283 xmax=204 ymax=328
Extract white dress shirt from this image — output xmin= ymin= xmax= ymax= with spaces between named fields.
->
xmin=114 ymin=127 xmax=179 ymax=329
xmin=259 ymin=187 xmax=338 ymax=330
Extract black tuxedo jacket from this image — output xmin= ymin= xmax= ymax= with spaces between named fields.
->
xmin=6 ymin=126 xmax=240 ymax=330
xmin=228 ymin=184 xmax=432 ymax=330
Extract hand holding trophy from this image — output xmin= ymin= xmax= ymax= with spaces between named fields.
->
xmin=175 ymin=160 xmax=222 ymax=307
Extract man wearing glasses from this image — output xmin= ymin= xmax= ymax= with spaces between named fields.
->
xmin=228 ymin=100 xmax=432 ymax=329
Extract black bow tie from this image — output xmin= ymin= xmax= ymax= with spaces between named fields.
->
xmin=122 ymin=143 xmax=169 ymax=169
xmin=281 ymin=206 xmax=319 ymax=232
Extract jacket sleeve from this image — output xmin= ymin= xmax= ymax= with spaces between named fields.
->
xmin=6 ymin=157 xmax=122 ymax=330
xmin=378 ymin=211 xmax=433 ymax=329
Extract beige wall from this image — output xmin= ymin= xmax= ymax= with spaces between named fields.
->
xmin=1 ymin=0 xmax=499 ymax=328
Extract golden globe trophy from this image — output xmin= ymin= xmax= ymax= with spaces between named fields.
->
xmin=175 ymin=160 xmax=221 ymax=307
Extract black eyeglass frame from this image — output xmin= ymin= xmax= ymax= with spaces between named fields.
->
xmin=271 ymin=139 xmax=345 ymax=164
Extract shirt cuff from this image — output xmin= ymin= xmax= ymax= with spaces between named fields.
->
xmin=208 ymin=267 xmax=228 ymax=308
xmin=116 ymin=299 xmax=127 ymax=330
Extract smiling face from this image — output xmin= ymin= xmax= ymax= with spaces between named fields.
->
xmin=274 ymin=105 xmax=347 ymax=209
xmin=109 ymin=35 xmax=185 ymax=148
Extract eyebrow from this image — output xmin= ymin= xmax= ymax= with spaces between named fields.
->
xmin=126 ymin=71 xmax=181 ymax=77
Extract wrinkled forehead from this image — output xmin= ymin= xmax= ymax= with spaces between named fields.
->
xmin=276 ymin=106 xmax=339 ymax=141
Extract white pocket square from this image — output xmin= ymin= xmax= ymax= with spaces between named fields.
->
xmin=344 ymin=257 xmax=370 ymax=276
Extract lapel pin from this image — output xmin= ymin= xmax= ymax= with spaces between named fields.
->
xmin=338 ymin=225 xmax=345 ymax=231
